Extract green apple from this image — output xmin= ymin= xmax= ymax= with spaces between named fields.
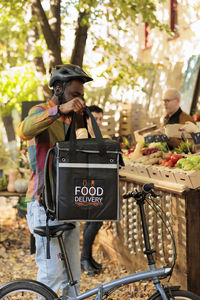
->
xmin=193 ymin=164 xmax=200 ymax=171
xmin=187 ymin=156 xmax=200 ymax=164
xmin=182 ymin=162 xmax=194 ymax=171
xmin=177 ymin=158 xmax=186 ymax=167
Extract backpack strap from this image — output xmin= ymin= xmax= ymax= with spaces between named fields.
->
xmin=44 ymin=147 xmax=55 ymax=214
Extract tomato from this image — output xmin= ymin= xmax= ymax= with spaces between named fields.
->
xmin=161 ymin=159 xmax=167 ymax=166
xmin=165 ymin=160 xmax=174 ymax=167
xmin=170 ymin=154 xmax=179 ymax=164
xmin=166 ymin=153 xmax=173 ymax=161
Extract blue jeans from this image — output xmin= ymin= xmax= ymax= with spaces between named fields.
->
xmin=27 ymin=201 xmax=80 ymax=297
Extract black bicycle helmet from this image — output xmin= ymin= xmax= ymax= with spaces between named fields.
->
xmin=49 ymin=64 xmax=93 ymax=87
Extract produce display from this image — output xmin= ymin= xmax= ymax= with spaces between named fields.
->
xmin=160 ymin=153 xmax=183 ymax=167
xmin=121 ymin=139 xmax=200 ymax=189
xmin=142 ymin=147 xmax=159 ymax=155
xmin=176 ymin=156 xmax=200 ymax=171
xmin=174 ymin=141 xmax=192 ymax=154
xmin=136 ymin=151 xmax=165 ymax=165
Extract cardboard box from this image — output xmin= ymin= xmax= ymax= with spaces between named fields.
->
xmin=164 ymin=124 xmax=191 ymax=139
xmin=148 ymin=165 xmax=163 ymax=180
xmin=129 ymin=163 xmax=140 ymax=175
xmin=134 ymin=125 xmax=158 ymax=142
xmin=160 ymin=167 xmax=177 ymax=183
xmin=136 ymin=164 xmax=150 ymax=178
xmin=121 ymin=163 xmax=139 ymax=175
xmin=174 ymin=169 xmax=200 ymax=189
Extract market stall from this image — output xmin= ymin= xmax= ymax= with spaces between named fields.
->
xmin=98 ymin=123 xmax=200 ymax=296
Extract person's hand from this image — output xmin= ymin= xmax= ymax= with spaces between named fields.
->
xmin=179 ymin=121 xmax=200 ymax=133
xmin=59 ymin=98 xmax=86 ymax=115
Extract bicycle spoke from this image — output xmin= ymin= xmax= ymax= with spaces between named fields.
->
xmin=2 ymin=290 xmax=47 ymax=299
xmin=1 ymin=290 xmax=47 ymax=299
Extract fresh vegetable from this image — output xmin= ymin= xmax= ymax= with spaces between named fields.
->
xmin=187 ymin=156 xmax=200 ymax=164
xmin=136 ymin=151 xmax=164 ymax=165
xmin=174 ymin=141 xmax=192 ymax=154
xmin=127 ymin=146 xmax=135 ymax=155
xmin=148 ymin=142 xmax=168 ymax=153
xmin=175 ymin=156 xmax=200 ymax=171
xmin=128 ymin=140 xmax=144 ymax=160
xmin=160 ymin=153 xmax=183 ymax=167
xmin=142 ymin=148 xmax=158 ymax=155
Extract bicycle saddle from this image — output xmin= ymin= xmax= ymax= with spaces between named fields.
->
xmin=34 ymin=223 xmax=75 ymax=238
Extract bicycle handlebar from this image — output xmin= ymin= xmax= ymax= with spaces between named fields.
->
xmin=123 ymin=183 xmax=160 ymax=199
xmin=142 ymin=183 xmax=154 ymax=193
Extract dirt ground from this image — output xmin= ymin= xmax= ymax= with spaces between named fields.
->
xmin=0 ymin=196 xmax=154 ymax=299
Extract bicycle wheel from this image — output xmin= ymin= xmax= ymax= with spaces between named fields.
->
xmin=149 ymin=288 xmax=200 ymax=300
xmin=0 ymin=279 xmax=57 ymax=299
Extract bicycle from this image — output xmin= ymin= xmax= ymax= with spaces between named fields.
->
xmin=0 ymin=183 xmax=200 ymax=299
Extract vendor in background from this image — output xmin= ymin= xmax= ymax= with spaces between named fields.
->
xmin=162 ymin=88 xmax=195 ymax=148
xmin=162 ymin=88 xmax=194 ymax=125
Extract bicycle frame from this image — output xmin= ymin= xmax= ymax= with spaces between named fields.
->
xmin=1 ymin=183 xmax=199 ymax=300
xmin=71 ymin=266 xmax=172 ymax=300
xmin=59 ymin=183 xmax=173 ymax=300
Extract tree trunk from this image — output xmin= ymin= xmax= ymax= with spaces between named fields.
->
xmin=30 ymin=1 xmax=89 ymax=69
xmin=2 ymin=115 xmax=15 ymax=142
xmin=31 ymin=0 xmax=62 ymax=69
xmin=70 ymin=11 xmax=89 ymax=67
xmin=31 ymin=4 xmax=52 ymax=99
xmin=49 ymin=0 xmax=61 ymax=56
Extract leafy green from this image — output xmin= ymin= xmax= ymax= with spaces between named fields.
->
xmin=148 ymin=142 xmax=168 ymax=152
xmin=174 ymin=141 xmax=193 ymax=154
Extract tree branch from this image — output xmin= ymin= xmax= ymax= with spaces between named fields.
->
xmin=70 ymin=11 xmax=89 ymax=67
xmin=31 ymin=0 xmax=62 ymax=67
xmin=49 ymin=0 xmax=61 ymax=52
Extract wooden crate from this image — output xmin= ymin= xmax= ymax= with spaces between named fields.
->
xmin=174 ymin=169 xmax=200 ymax=189
xmin=132 ymin=103 xmax=148 ymax=130
xmin=101 ymin=110 xmax=118 ymax=137
xmin=160 ymin=167 xmax=177 ymax=183
xmin=119 ymin=104 xmax=132 ymax=136
xmin=136 ymin=164 xmax=150 ymax=178
xmin=148 ymin=165 xmax=163 ymax=180
xmin=128 ymin=163 xmax=139 ymax=175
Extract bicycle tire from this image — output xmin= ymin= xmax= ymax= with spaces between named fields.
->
xmin=0 ymin=279 xmax=57 ymax=299
xmin=149 ymin=288 xmax=200 ymax=300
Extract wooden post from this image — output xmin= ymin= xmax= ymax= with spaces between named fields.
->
xmin=185 ymin=189 xmax=200 ymax=295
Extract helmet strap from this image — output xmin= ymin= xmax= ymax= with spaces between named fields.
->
xmin=53 ymin=82 xmax=67 ymax=104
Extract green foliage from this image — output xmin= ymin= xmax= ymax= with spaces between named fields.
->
xmin=108 ymin=0 xmax=170 ymax=33
xmin=88 ymin=0 xmax=170 ymax=96
xmin=14 ymin=196 xmax=27 ymax=211
xmin=0 ymin=175 xmax=7 ymax=191
xmin=92 ymin=34 xmax=157 ymax=94
xmin=0 ymin=0 xmax=171 ymax=117
xmin=61 ymin=0 xmax=170 ymax=33
xmin=0 ymin=65 xmax=42 ymax=116
xmin=0 ymin=0 xmax=32 ymax=69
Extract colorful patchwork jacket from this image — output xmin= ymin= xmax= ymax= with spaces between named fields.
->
xmin=17 ymin=100 xmax=71 ymax=202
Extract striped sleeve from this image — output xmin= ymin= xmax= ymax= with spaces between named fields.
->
xmin=17 ymin=103 xmax=60 ymax=140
